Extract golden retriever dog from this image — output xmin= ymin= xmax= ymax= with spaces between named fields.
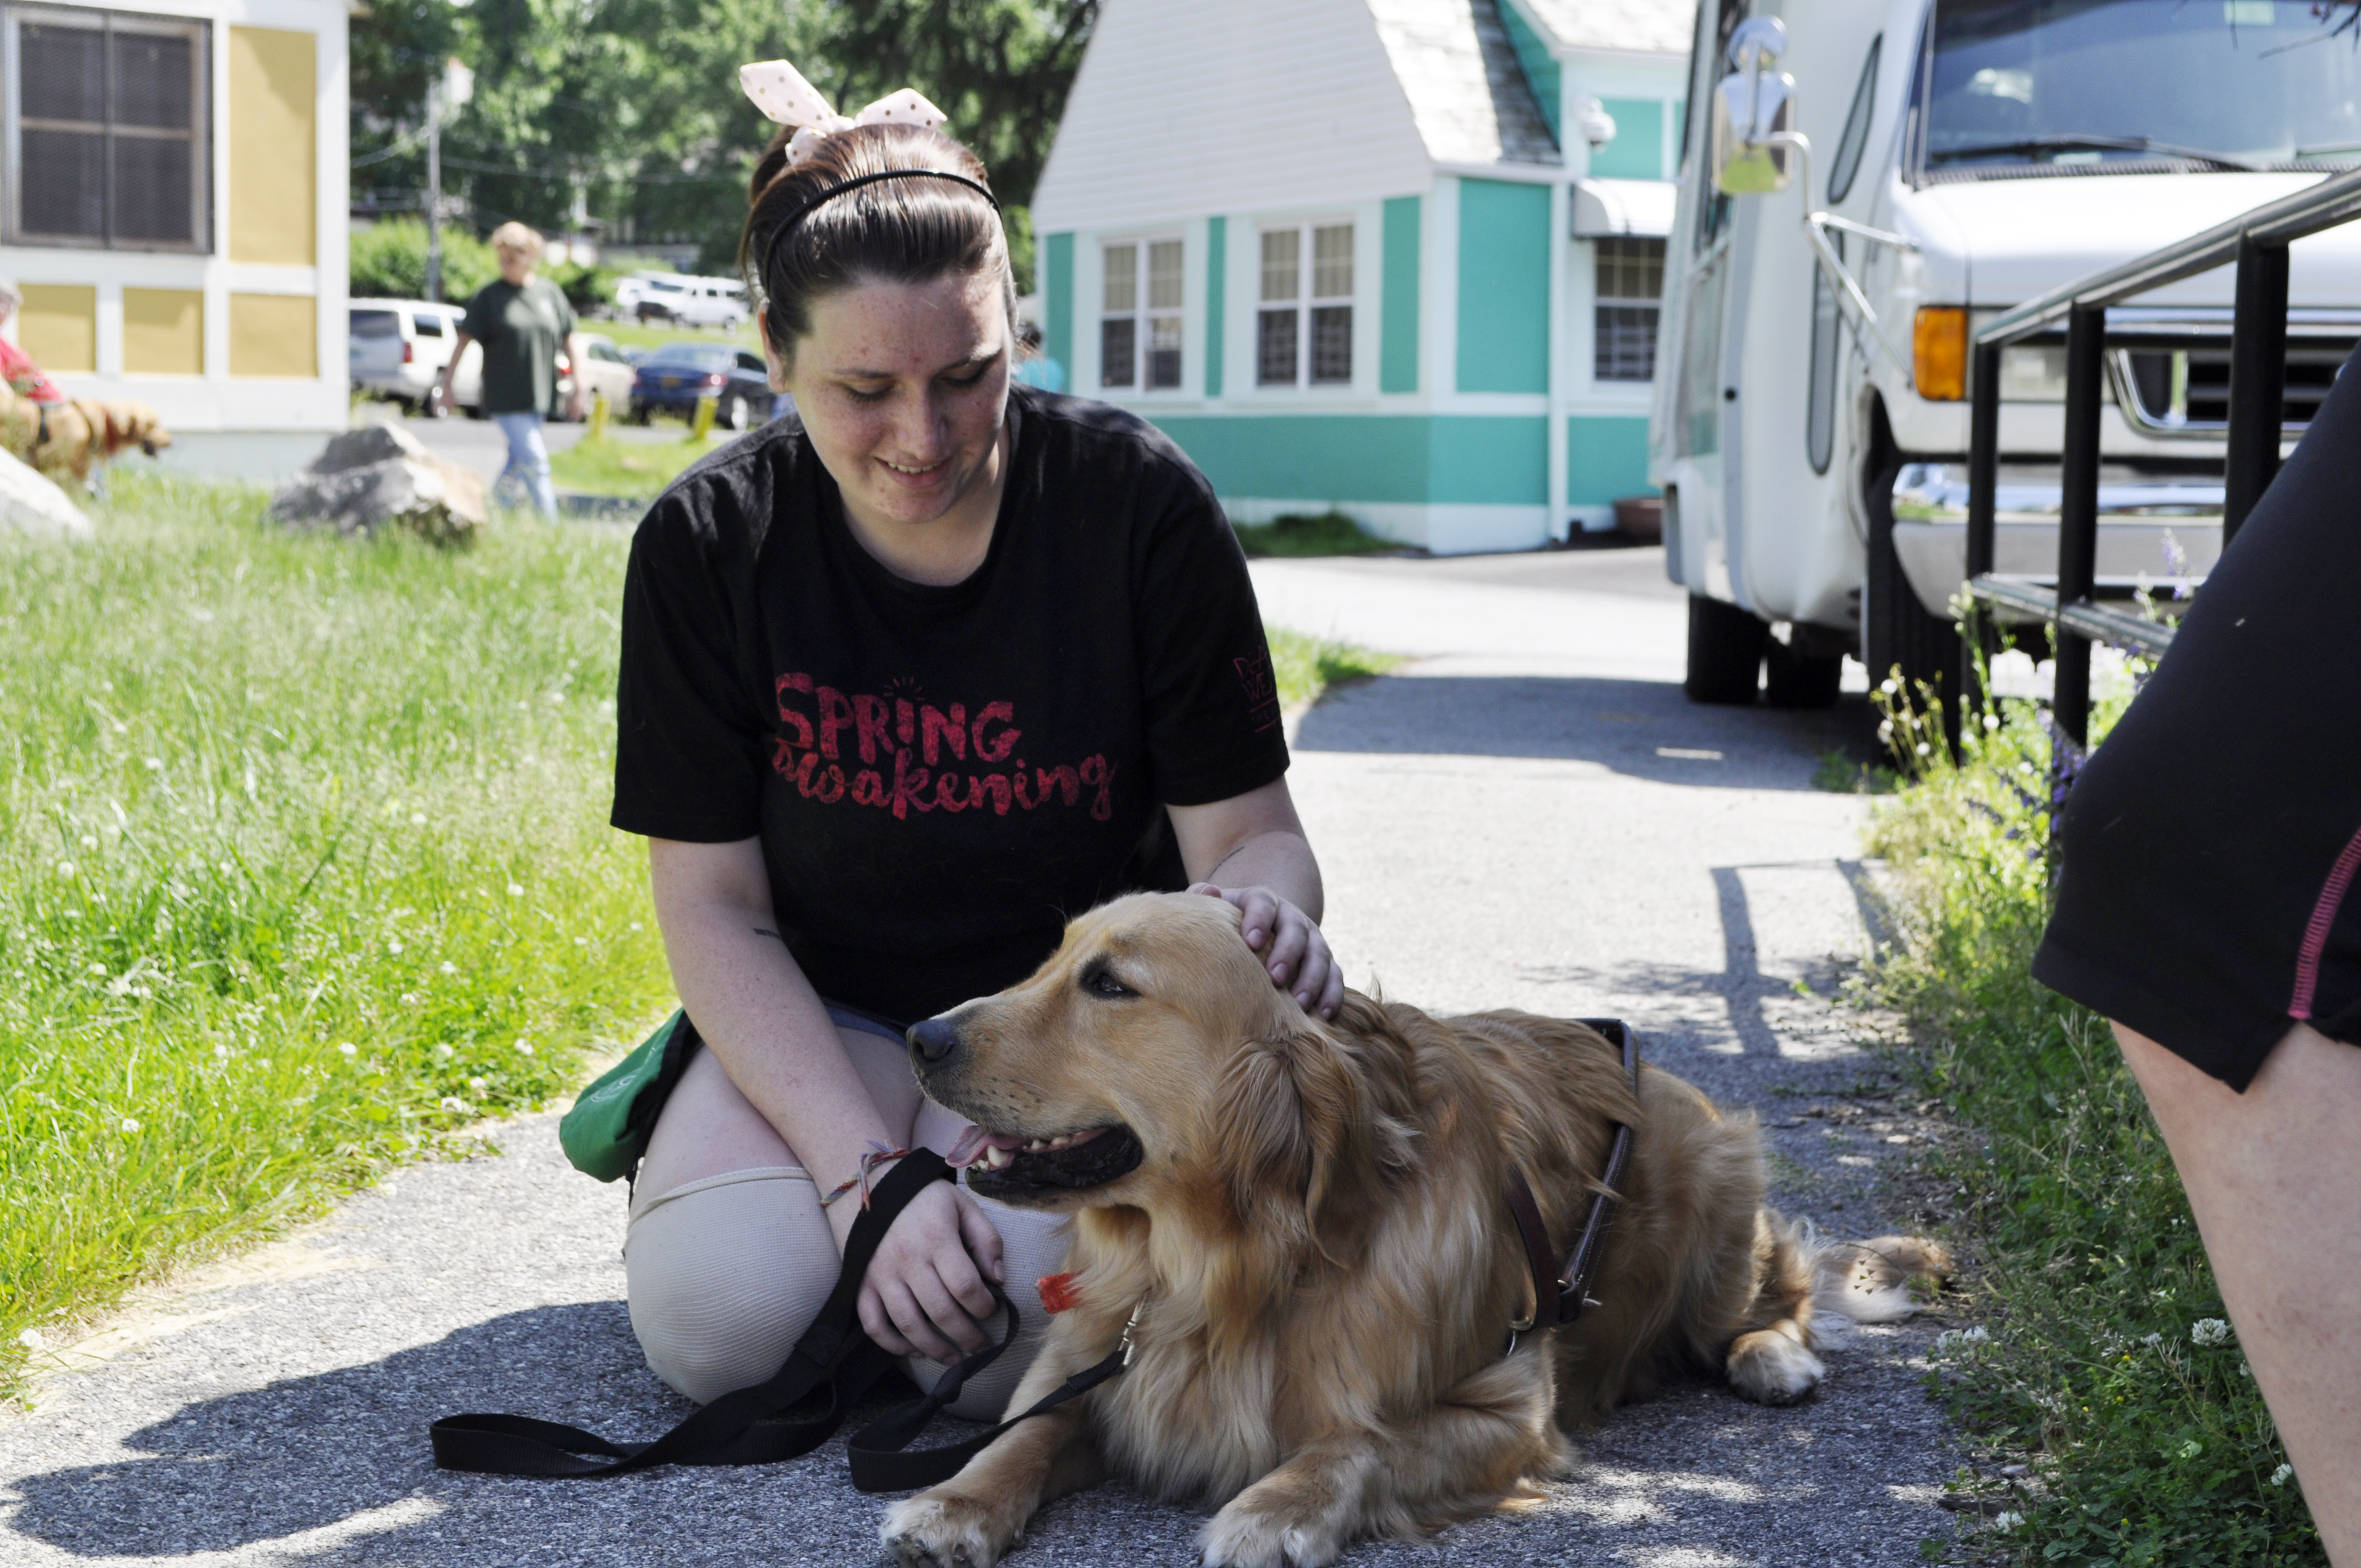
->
xmin=882 ymin=892 xmax=1947 ymax=1568
xmin=0 ymin=385 xmax=171 ymax=486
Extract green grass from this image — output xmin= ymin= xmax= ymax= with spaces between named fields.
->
xmin=589 ymin=316 xmax=759 ymax=355
xmin=1233 ymin=510 xmax=1399 ymax=559
xmin=0 ymin=477 xmax=1391 ymax=1395
xmin=1865 ymin=679 xmax=2320 ymax=1566
xmin=549 ymin=429 xmax=731 ymax=499
xmin=1268 ymin=628 xmax=1399 ymax=706
xmin=0 ymin=474 xmax=673 ymax=1397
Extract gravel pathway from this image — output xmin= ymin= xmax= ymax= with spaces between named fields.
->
xmin=0 ymin=546 xmax=1963 ymax=1566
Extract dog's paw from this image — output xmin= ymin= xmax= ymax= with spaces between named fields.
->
xmin=880 ymin=1490 xmax=1016 ymax=1568
xmin=1726 ymin=1325 xmax=1827 ymax=1406
xmin=1199 ymin=1499 xmax=1345 ymax=1568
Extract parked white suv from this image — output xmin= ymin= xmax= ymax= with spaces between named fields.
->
xmin=349 ymin=298 xmax=480 ymax=415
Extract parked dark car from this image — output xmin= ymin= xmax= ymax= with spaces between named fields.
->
xmin=629 ymin=343 xmax=772 ymax=429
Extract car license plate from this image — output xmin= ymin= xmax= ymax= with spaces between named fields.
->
xmin=660 ymin=377 xmax=681 ymax=390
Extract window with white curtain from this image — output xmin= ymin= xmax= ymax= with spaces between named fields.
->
xmin=1256 ymin=221 xmax=1352 ymax=387
xmin=2 ymin=3 xmax=209 ymax=250
xmin=1100 ymin=237 xmax=1183 ymax=390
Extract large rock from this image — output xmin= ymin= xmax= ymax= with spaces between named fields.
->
xmin=0 ymin=445 xmax=94 ymax=540
xmin=270 ymin=423 xmax=487 ymax=546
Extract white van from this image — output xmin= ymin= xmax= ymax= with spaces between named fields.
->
xmin=1652 ymin=0 xmax=2361 ymax=708
xmin=619 ymin=272 xmax=747 ymax=329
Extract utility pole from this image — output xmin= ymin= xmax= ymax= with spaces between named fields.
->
xmin=424 ymin=72 xmax=443 ymax=302
xmin=422 ymin=58 xmax=472 ymax=303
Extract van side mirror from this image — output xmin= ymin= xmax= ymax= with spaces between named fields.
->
xmin=1712 ymin=17 xmax=1797 ymax=195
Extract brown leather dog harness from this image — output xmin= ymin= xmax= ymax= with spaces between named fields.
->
xmin=1504 ymin=1018 xmax=1640 ymax=1337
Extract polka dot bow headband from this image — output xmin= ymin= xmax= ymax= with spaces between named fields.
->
xmin=738 ymin=59 xmax=947 ymax=166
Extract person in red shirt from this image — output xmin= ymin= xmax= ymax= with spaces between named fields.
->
xmin=0 ymin=280 xmax=67 ymax=405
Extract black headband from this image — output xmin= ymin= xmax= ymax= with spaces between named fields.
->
xmin=758 ymin=167 xmax=1000 ymax=290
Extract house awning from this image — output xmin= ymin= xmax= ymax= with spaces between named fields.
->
xmin=1572 ymin=178 xmax=1676 ymax=238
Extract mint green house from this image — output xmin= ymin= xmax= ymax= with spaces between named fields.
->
xmin=1031 ymin=0 xmax=1692 ymax=553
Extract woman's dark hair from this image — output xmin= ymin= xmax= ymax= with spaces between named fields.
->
xmin=739 ymin=121 xmax=1012 ymax=367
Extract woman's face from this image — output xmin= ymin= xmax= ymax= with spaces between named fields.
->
xmin=771 ymin=268 xmax=1010 ymax=533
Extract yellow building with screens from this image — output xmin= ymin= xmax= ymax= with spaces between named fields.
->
xmin=0 ymin=0 xmax=346 ymax=474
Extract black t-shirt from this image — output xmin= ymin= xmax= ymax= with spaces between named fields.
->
xmin=611 ymin=385 xmax=1290 ymax=1025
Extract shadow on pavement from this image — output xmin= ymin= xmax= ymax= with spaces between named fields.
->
xmin=1294 ymin=673 xmax=1868 ymax=789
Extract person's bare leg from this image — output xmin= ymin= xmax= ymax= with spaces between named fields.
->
xmin=2116 ymin=1020 xmax=2361 ymax=1564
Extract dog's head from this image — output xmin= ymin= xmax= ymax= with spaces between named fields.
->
xmin=911 ymin=892 xmax=1410 ymax=1255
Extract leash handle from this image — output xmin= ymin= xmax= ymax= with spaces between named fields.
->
xmin=431 ymin=1150 xmax=956 ymax=1478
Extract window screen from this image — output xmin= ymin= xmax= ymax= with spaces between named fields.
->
xmin=5 ymin=4 xmax=209 ymax=251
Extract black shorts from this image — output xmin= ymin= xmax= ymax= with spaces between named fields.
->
xmin=2033 ymin=349 xmax=2361 ymax=1091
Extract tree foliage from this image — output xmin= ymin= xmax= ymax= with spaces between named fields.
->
xmin=349 ymin=0 xmax=1094 ymax=284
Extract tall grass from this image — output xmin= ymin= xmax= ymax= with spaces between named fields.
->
xmin=0 ymin=475 xmax=672 ymax=1395
xmin=1867 ymin=679 xmax=2320 ymax=1566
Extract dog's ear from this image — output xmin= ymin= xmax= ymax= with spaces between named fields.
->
xmin=1214 ymin=1013 xmax=1402 ymax=1264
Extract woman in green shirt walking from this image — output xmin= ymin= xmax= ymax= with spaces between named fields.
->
xmin=439 ymin=222 xmax=586 ymax=520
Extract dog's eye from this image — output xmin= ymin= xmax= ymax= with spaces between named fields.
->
xmin=1081 ymin=962 xmax=1135 ymax=1000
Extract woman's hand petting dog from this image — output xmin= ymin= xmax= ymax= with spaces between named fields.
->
xmin=1188 ymin=881 xmax=1344 ymax=1019
xmin=835 ymin=1174 xmax=1005 ymax=1363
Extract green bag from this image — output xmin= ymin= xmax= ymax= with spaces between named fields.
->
xmin=558 ymin=1009 xmax=700 ymax=1183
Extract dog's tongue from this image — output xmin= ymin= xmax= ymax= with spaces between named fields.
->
xmin=944 ymin=1126 xmax=1024 ymax=1169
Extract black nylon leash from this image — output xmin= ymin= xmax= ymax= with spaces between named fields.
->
xmin=431 ymin=1148 xmax=1137 ymax=1490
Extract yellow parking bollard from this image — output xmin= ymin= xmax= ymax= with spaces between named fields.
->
xmin=587 ymin=391 xmax=611 ymax=444
xmin=689 ymin=394 xmax=716 ymax=443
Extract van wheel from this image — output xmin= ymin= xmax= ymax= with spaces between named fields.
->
xmin=1684 ymin=594 xmax=1767 ymax=705
xmin=1764 ymin=638 xmax=1843 ymax=709
xmin=1863 ymin=454 xmax=1961 ymax=711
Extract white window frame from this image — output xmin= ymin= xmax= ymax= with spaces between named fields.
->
xmin=1590 ymin=236 xmax=1665 ymax=385
xmin=1098 ymin=235 xmax=1184 ymax=393
xmin=1255 ymin=220 xmax=1354 ymax=390
xmin=1 ymin=1 xmax=211 ymax=252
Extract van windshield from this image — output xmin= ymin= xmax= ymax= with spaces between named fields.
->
xmin=1923 ymin=0 xmax=2361 ymax=176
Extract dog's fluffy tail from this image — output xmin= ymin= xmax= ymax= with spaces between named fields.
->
xmin=1811 ymin=1233 xmax=1952 ymax=1327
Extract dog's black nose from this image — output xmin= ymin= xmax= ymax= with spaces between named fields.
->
xmin=908 ymin=1017 xmax=960 ymax=1065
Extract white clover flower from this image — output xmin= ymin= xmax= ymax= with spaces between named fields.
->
xmin=56 ymin=860 xmax=76 ymax=878
xmin=17 ymin=1327 xmax=45 ymax=1351
xmin=2190 ymin=1317 xmax=2230 ymax=1346
xmin=388 ymin=938 xmax=404 ymax=955
xmin=1916 ymin=742 xmax=1932 ymax=757
xmin=439 ymin=961 xmax=458 ymax=976
xmin=2178 ymin=1440 xmax=2203 ymax=1461
xmin=2272 ymin=1463 xmax=2293 ymax=1487
xmin=1880 ymin=678 xmax=1900 ymax=695
xmin=507 ymin=881 xmax=525 ymax=897
xmin=144 ymin=757 xmax=162 ymax=771
xmin=87 ymin=961 xmax=106 ymax=975
xmin=213 ymin=1043 xmax=230 ymax=1060
xmin=629 ymin=921 xmax=643 ymax=932
xmin=434 ymin=1043 xmax=455 ymax=1061
xmin=338 ymin=1042 xmax=358 ymax=1059
xmin=1934 ymin=1326 xmax=1990 ymax=1354
xmin=1992 ymin=1511 xmax=2023 ymax=1531
xmin=79 ymin=834 xmax=98 ymax=851
xmin=439 ymin=1096 xmax=471 ymax=1114
xmin=467 ymin=1075 xmax=488 ymax=1093
xmin=2018 ymin=761 xmax=2036 ymax=775
xmin=2142 ymin=1332 xmax=2163 ymax=1347
xmin=119 ymin=1116 xmax=140 ymax=1133
xmin=399 ymin=992 xmax=420 ymax=1006
xmin=514 ymin=1038 xmax=535 ymax=1056
xmin=219 ymin=861 xmax=233 ymax=875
